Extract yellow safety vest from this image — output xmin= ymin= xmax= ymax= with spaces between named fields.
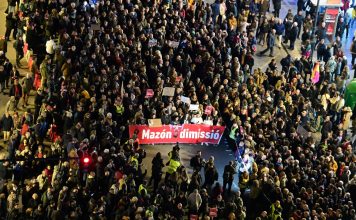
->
xmin=167 ymin=159 xmax=180 ymax=174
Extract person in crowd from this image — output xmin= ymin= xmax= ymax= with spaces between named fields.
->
xmin=317 ymin=39 xmax=327 ymax=61
xmin=274 ymin=18 xmax=285 ymax=49
xmin=350 ymin=38 xmax=356 ymax=65
xmin=149 ymin=152 xmax=164 ymax=192
xmin=259 ymin=29 xmax=276 ymax=57
xmin=336 ymin=16 xmax=347 ymax=38
xmin=1 ymin=111 xmax=13 ymax=142
xmin=289 ymin=22 xmax=299 ymax=50
xmin=190 ymin=151 xmax=205 ymax=172
xmin=187 ymin=189 xmax=202 ymax=217
xmin=5 ymin=12 xmax=15 ymax=41
xmin=316 ymin=22 xmax=327 ymax=44
xmin=222 ymin=161 xmax=236 ymax=194
xmin=14 ymin=35 xmax=24 ymax=68
xmin=20 ymin=73 xmax=32 ymax=108
xmin=272 ymin=0 xmax=282 ymax=18
xmin=8 ymin=78 xmax=22 ymax=111
xmin=293 ymin=10 xmax=304 ymax=39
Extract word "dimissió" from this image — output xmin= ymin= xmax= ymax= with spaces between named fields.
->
xmin=141 ymin=129 xmax=221 ymax=140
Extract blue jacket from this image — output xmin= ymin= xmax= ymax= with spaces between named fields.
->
xmin=211 ymin=2 xmax=220 ymax=17
xmin=274 ymin=23 xmax=285 ymax=35
xmin=267 ymin=33 xmax=276 ymax=47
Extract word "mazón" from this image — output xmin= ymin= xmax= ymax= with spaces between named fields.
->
xmin=141 ymin=129 xmax=221 ymax=140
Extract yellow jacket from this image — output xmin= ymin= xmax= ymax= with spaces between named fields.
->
xmin=329 ymin=160 xmax=338 ymax=172
xmin=167 ymin=159 xmax=180 ymax=174
xmin=229 ymin=17 xmax=238 ymax=30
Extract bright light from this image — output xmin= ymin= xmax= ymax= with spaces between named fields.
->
xmin=83 ymin=157 xmax=90 ymax=164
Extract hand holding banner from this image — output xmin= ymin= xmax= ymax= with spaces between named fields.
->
xmin=129 ymin=124 xmax=225 ymax=145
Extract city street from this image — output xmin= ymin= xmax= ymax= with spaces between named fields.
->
xmin=0 ymin=0 xmax=354 ymax=191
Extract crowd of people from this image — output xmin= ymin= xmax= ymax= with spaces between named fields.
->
xmin=0 ymin=0 xmax=355 ymax=219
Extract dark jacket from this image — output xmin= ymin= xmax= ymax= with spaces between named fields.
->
xmin=289 ymin=26 xmax=299 ymax=41
xmin=273 ymin=0 xmax=282 ymax=10
xmin=14 ymin=39 xmax=24 ymax=55
xmin=316 ymin=27 xmax=327 ymax=40
xmin=274 ymin=23 xmax=285 ymax=35
xmin=223 ymin=164 xmax=236 ymax=181
xmin=294 ymin=14 xmax=304 ymax=27
xmin=0 ymin=39 xmax=7 ymax=53
xmin=9 ymin=84 xmax=22 ymax=98
xmin=267 ymin=32 xmax=276 ymax=47
xmin=1 ymin=115 xmax=13 ymax=131
xmin=0 ymin=68 xmax=5 ymax=82
xmin=5 ymin=14 xmax=15 ymax=30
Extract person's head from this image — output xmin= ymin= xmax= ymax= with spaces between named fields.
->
xmin=32 ymin=193 xmax=38 ymax=200
xmin=197 ymin=151 xmax=201 ymax=157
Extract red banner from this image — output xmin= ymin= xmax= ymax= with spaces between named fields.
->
xmin=129 ymin=124 xmax=225 ymax=145
xmin=325 ymin=8 xmax=339 ymax=35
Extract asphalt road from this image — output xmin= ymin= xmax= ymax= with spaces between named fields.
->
xmin=141 ymin=142 xmax=238 ymax=191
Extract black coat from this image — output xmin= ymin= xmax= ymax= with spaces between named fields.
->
xmin=204 ymin=166 xmax=218 ymax=185
xmin=294 ymin=14 xmax=304 ymax=27
xmin=0 ymin=69 xmax=5 ymax=82
xmin=9 ymin=84 xmax=22 ymax=98
xmin=316 ymin=27 xmax=327 ymax=40
xmin=321 ymin=120 xmax=332 ymax=137
xmin=151 ymin=156 xmax=164 ymax=178
xmin=273 ymin=0 xmax=282 ymax=10
xmin=223 ymin=164 xmax=236 ymax=181
xmin=5 ymin=14 xmax=15 ymax=30
xmin=289 ymin=26 xmax=299 ymax=41
xmin=1 ymin=115 xmax=13 ymax=131
xmin=317 ymin=43 xmax=327 ymax=57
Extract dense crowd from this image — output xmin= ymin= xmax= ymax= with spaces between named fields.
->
xmin=0 ymin=0 xmax=355 ymax=219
